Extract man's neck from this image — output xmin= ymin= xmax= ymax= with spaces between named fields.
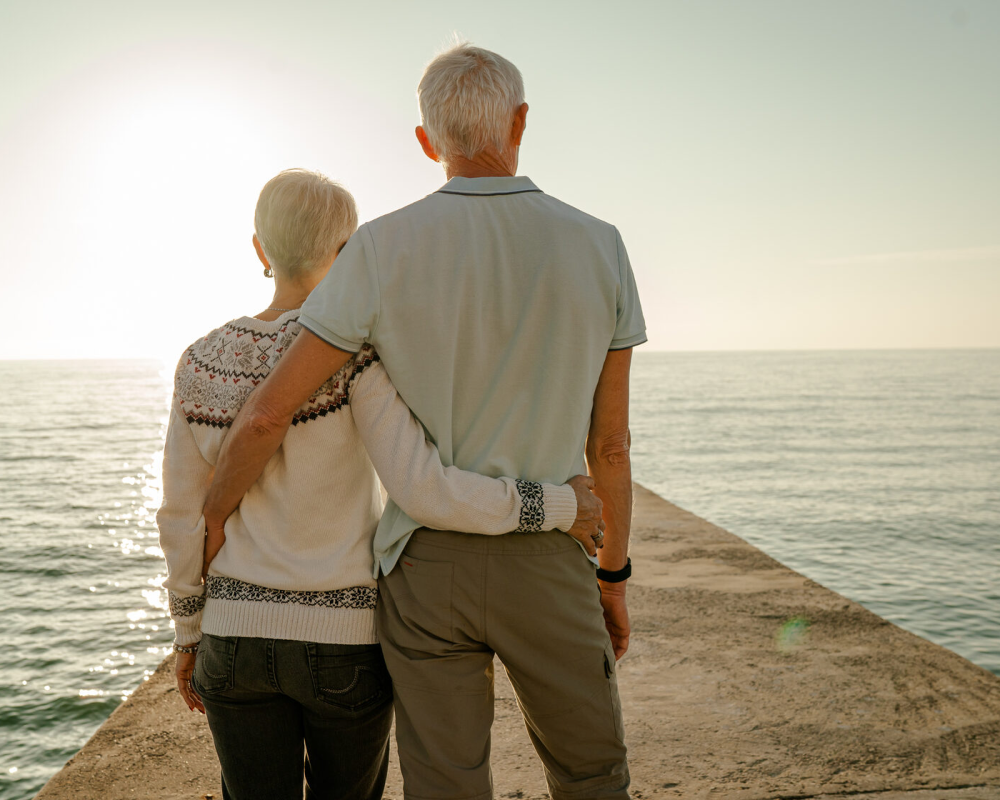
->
xmin=444 ymin=147 xmax=518 ymax=180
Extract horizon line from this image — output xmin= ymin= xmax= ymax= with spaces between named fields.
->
xmin=3 ymin=345 xmax=1000 ymax=364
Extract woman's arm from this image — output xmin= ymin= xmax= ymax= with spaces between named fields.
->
xmin=156 ymin=396 xmax=214 ymax=648
xmin=351 ymin=361 xmax=600 ymax=545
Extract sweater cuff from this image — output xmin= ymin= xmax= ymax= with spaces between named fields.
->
xmin=543 ymin=484 xmax=578 ymax=532
xmin=172 ymin=613 xmax=203 ymax=647
xmin=169 ymin=589 xmax=205 ymax=646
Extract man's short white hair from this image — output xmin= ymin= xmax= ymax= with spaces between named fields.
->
xmin=417 ymin=43 xmax=525 ymax=163
xmin=254 ymin=169 xmax=358 ymax=276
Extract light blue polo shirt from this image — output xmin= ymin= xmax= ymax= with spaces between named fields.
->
xmin=300 ymin=176 xmax=646 ymax=575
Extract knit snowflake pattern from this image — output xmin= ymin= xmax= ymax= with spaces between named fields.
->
xmin=206 ymin=576 xmax=378 ymax=610
xmin=168 ymin=590 xmax=206 ymax=618
xmin=515 ymin=479 xmax=545 ymax=532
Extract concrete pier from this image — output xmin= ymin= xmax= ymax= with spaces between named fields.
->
xmin=36 ymin=485 xmax=1000 ymax=799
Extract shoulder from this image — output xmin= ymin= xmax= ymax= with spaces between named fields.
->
xmin=172 ymin=316 xmax=304 ymax=427
xmin=174 ymin=317 xmax=302 ymax=381
xmin=364 ymin=192 xmax=451 ymax=238
xmin=535 ymin=192 xmax=618 ymax=237
xmin=172 ymin=320 xmax=235 ymax=384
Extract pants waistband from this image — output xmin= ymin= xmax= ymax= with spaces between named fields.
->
xmin=410 ymin=528 xmax=581 ymax=556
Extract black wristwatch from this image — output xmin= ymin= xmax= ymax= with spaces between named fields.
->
xmin=596 ymin=557 xmax=631 ymax=583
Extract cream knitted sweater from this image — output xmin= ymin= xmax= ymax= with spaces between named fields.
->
xmin=158 ymin=311 xmax=578 ymax=646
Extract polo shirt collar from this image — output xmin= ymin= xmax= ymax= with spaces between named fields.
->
xmin=437 ymin=176 xmax=542 ymax=196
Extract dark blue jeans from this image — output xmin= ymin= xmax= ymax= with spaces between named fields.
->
xmin=192 ymin=634 xmax=393 ymax=800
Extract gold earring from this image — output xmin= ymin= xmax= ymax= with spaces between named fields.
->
xmin=264 ymin=267 xmax=273 ymax=278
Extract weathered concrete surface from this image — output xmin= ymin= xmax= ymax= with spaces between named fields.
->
xmin=36 ymin=485 xmax=1000 ymax=799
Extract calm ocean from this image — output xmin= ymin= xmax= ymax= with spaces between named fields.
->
xmin=1 ymin=350 xmax=998 ymax=799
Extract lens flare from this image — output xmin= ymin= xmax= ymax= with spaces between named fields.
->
xmin=776 ymin=616 xmax=810 ymax=653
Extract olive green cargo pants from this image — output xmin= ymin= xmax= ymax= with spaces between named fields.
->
xmin=377 ymin=529 xmax=630 ymax=800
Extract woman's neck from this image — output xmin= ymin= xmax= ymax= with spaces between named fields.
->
xmin=253 ymin=276 xmax=321 ymax=322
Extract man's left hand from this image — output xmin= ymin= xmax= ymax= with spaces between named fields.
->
xmin=598 ymin=581 xmax=630 ymax=660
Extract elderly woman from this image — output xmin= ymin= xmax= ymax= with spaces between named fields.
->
xmin=156 ymin=169 xmax=598 ymax=800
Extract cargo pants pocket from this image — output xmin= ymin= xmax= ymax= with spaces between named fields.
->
xmin=604 ymin=642 xmax=625 ymax=744
xmin=389 ymin=554 xmax=454 ymax=641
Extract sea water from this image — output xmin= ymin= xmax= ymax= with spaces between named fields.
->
xmin=631 ymin=350 xmax=1000 ymax=674
xmin=1 ymin=350 xmax=998 ymax=799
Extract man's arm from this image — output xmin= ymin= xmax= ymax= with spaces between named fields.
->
xmin=586 ymin=347 xmax=634 ymax=660
xmin=201 ymin=329 xmax=354 ymax=571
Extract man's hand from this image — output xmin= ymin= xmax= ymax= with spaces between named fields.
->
xmin=202 ymin=518 xmax=226 ymax=580
xmin=598 ymin=581 xmax=630 ymax=660
xmin=565 ymin=475 xmax=605 ymax=556
xmin=175 ymin=650 xmax=204 ymax=713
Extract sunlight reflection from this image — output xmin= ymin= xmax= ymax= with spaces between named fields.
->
xmin=142 ymin=588 xmax=167 ymax=612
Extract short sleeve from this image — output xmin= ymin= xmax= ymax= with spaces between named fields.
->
xmin=299 ymin=224 xmax=381 ymax=353
xmin=610 ymin=227 xmax=647 ymax=350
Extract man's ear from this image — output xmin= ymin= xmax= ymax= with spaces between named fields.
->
xmin=415 ymin=126 xmax=440 ymax=162
xmin=511 ymin=103 xmax=529 ymax=147
xmin=252 ymin=234 xmax=270 ymax=268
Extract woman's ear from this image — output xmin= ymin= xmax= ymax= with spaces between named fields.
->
xmin=252 ymin=234 xmax=270 ymax=268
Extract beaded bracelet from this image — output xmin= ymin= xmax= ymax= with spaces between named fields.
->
xmin=173 ymin=643 xmax=199 ymax=654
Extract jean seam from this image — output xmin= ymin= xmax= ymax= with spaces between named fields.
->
xmin=266 ymin=639 xmax=281 ymax=692
xmin=307 ymin=642 xmax=321 ymax=702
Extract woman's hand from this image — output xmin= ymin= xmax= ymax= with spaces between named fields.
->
xmin=175 ymin=650 xmax=205 ymax=713
xmin=565 ymin=475 xmax=605 ymax=556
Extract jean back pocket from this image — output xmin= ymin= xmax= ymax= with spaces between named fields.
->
xmin=308 ymin=644 xmax=392 ymax=712
xmin=192 ymin=634 xmax=237 ymax=695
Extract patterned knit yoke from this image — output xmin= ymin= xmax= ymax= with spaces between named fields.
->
xmin=175 ymin=315 xmax=377 ymax=431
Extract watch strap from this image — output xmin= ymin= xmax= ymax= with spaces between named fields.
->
xmin=596 ymin=557 xmax=632 ymax=583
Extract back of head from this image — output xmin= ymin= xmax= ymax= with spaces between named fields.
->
xmin=254 ymin=169 xmax=358 ymax=276
xmin=417 ymin=43 xmax=525 ymax=164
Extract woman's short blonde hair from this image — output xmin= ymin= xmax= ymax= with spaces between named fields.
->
xmin=254 ymin=169 xmax=358 ymax=276
xmin=417 ymin=43 xmax=525 ymax=163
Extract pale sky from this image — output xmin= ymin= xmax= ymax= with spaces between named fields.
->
xmin=2 ymin=0 xmax=998 ymax=361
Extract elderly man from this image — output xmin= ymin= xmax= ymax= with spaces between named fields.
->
xmin=203 ymin=44 xmax=644 ymax=799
